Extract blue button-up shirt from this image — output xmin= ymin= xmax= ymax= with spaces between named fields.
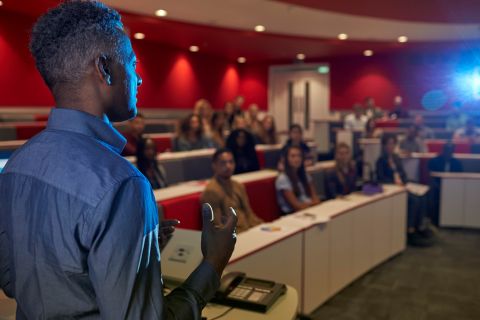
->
xmin=0 ymin=108 xmax=218 ymax=319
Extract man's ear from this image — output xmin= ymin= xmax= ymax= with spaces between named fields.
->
xmin=96 ymin=55 xmax=112 ymax=86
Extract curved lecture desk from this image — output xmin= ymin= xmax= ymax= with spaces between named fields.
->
xmin=225 ymin=185 xmax=407 ymax=314
xmin=431 ymin=172 xmax=480 ymax=229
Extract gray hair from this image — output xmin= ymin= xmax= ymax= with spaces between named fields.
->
xmin=29 ymin=0 xmax=129 ymax=89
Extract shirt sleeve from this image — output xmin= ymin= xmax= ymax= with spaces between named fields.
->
xmin=86 ymin=176 xmax=219 ymax=319
xmin=0 ymin=228 xmax=13 ymax=298
xmin=276 ymin=173 xmax=293 ymax=191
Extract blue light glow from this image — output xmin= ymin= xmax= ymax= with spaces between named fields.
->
xmin=421 ymin=90 xmax=447 ymax=110
xmin=472 ymin=67 xmax=480 ymax=100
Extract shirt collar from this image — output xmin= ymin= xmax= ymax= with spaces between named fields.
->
xmin=47 ymin=108 xmax=126 ymax=154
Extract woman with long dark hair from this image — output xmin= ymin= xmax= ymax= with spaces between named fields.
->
xmin=258 ymin=114 xmax=278 ymax=145
xmin=210 ymin=111 xmax=226 ymax=148
xmin=376 ymin=134 xmax=433 ymax=246
xmin=275 ymin=145 xmax=320 ymax=215
xmin=226 ymin=128 xmax=260 ymax=174
xmin=173 ymin=113 xmax=214 ymax=151
xmin=136 ymin=138 xmax=168 ymax=190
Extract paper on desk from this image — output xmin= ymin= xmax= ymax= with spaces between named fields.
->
xmin=405 ymin=182 xmax=429 ymax=196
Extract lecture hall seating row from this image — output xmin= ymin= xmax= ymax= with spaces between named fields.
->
xmin=155 ymin=162 xmax=335 ymax=231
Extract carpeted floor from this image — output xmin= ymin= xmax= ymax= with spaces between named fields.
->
xmin=310 ymin=229 xmax=480 ymax=320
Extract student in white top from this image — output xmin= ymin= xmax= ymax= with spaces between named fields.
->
xmin=453 ymin=118 xmax=480 ymax=141
xmin=275 ymin=145 xmax=320 ymax=215
xmin=344 ymin=104 xmax=368 ymax=132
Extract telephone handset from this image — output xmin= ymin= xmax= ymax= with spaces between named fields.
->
xmin=212 ymin=272 xmax=287 ymax=313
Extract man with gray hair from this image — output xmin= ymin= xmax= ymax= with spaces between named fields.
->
xmin=0 ymin=1 xmax=236 ymax=319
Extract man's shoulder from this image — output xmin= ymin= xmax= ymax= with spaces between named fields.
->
xmin=5 ymin=130 xmax=142 ymax=206
xmin=203 ymin=178 xmax=221 ymax=193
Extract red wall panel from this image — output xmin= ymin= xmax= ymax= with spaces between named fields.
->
xmin=0 ymin=10 xmax=268 ymax=110
xmin=1 ymin=10 xmax=479 ymax=113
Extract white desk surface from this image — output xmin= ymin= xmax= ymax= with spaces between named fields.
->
xmin=143 ymin=132 xmax=174 ymax=138
xmin=153 ymin=181 xmax=206 ymax=202
xmin=307 ymin=160 xmax=335 ymax=173
xmin=229 ymin=222 xmax=305 ymax=264
xmin=408 ymin=152 xmax=480 ymax=160
xmin=158 ymin=148 xmax=216 ymax=161
xmin=202 ymin=285 xmax=298 ymax=320
xmin=0 ymin=140 xmax=27 ymax=150
xmin=431 ymin=172 xmax=480 ymax=179
xmin=229 ymin=185 xmax=405 ymax=264
xmin=232 ymin=170 xmax=278 ymax=183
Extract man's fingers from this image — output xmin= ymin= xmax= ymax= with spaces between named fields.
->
xmin=161 ymin=226 xmax=176 ymax=235
xmin=161 ymin=219 xmax=180 ymax=228
xmin=223 ymin=207 xmax=238 ymax=232
xmin=202 ymin=203 xmax=215 ymax=229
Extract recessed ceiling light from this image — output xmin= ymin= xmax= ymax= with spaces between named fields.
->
xmin=133 ymin=33 xmax=145 ymax=40
xmin=189 ymin=45 xmax=199 ymax=52
xmin=0 ymin=1 xmax=3 ymax=6
xmin=398 ymin=36 xmax=408 ymax=43
xmin=363 ymin=50 xmax=374 ymax=57
xmin=296 ymin=53 xmax=306 ymax=60
xmin=338 ymin=33 xmax=348 ymax=40
xmin=254 ymin=25 xmax=266 ymax=32
xmin=237 ymin=57 xmax=246 ymax=63
xmin=155 ymin=9 xmax=167 ymax=17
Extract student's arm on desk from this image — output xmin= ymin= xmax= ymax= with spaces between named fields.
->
xmin=282 ymin=190 xmax=311 ymax=211
xmin=309 ymin=181 xmax=321 ymax=205
xmin=86 ymin=177 xmax=221 ymax=319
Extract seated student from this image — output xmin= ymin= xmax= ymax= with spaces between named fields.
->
xmin=193 ymin=98 xmax=213 ymax=138
xmin=364 ymin=96 xmax=384 ymax=119
xmin=276 ymin=146 xmax=320 ymax=215
xmin=453 ymin=117 xmax=480 ymax=141
xmin=389 ymin=95 xmax=409 ymax=119
xmin=136 ymin=138 xmax=168 ymax=189
xmin=210 ymin=111 xmax=226 ymax=148
xmin=282 ymin=124 xmax=314 ymax=165
xmin=226 ymin=128 xmax=260 ymax=174
xmin=344 ymin=104 xmax=368 ymax=131
xmin=428 ymin=142 xmax=463 ymax=173
xmin=122 ymin=113 xmax=145 ymax=156
xmin=376 ymin=134 xmax=433 ymax=246
xmin=232 ymin=114 xmax=248 ymax=130
xmin=428 ymin=142 xmax=463 ymax=225
xmin=201 ymin=148 xmax=263 ymax=233
xmin=325 ymin=143 xmax=357 ymax=199
xmin=245 ymin=103 xmax=263 ymax=138
xmin=363 ymin=118 xmax=383 ymax=139
xmin=399 ymin=125 xmax=426 ymax=155
xmin=414 ymin=115 xmax=435 ymax=139
xmin=224 ymin=101 xmax=236 ymax=130
xmin=258 ymin=114 xmax=278 ymax=145
xmin=173 ymin=113 xmax=214 ymax=151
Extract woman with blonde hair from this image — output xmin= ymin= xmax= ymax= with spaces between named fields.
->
xmin=193 ymin=98 xmax=213 ymax=137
